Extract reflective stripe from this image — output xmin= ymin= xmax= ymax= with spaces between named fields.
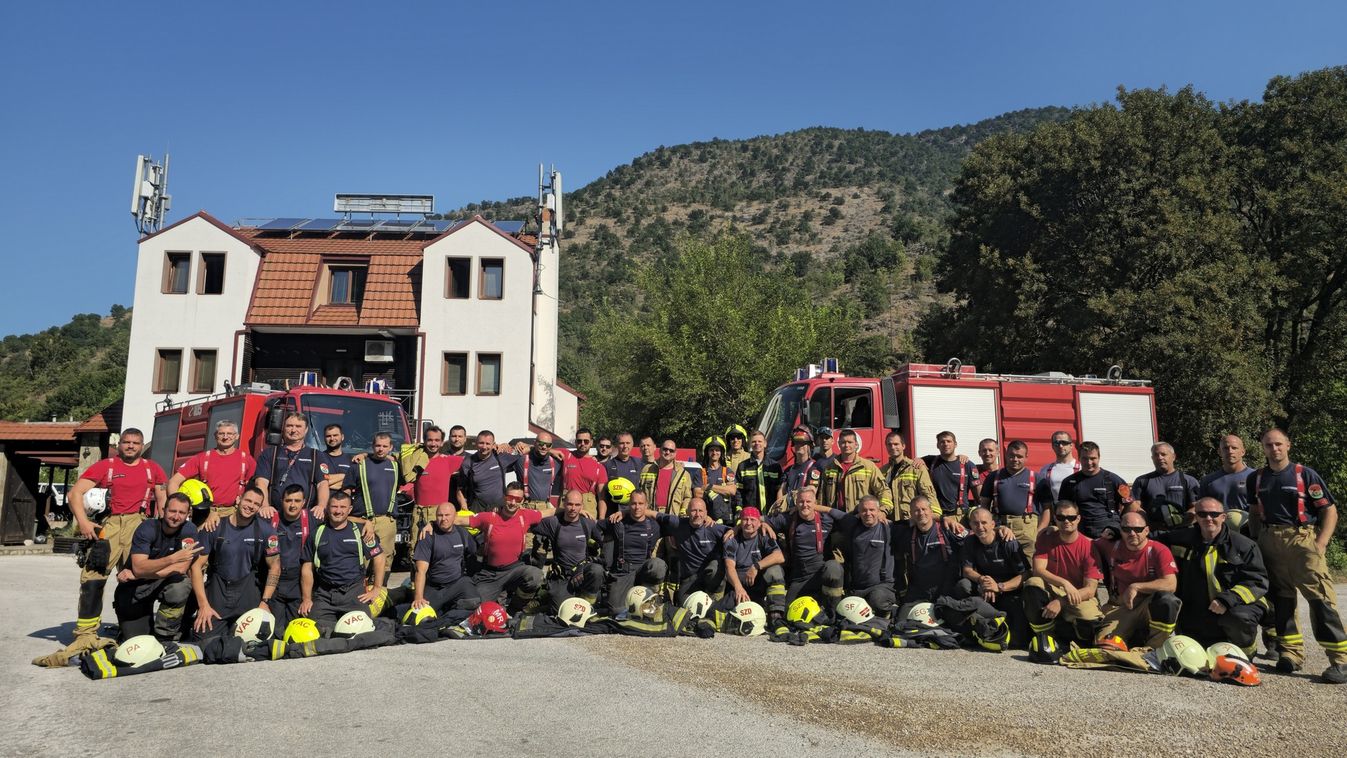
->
xmin=312 ymin=524 xmax=367 ymax=569
xmin=357 ymin=459 xmax=397 ymax=519
xmin=90 ymin=649 xmax=117 ymax=678
xmin=1203 ymin=546 xmax=1222 ymax=601
xmin=1231 ymin=585 xmax=1255 ymax=604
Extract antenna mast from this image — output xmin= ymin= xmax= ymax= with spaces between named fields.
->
xmin=130 ymin=154 xmax=171 ymax=235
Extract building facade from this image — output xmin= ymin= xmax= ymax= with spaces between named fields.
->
xmin=121 ymin=208 xmax=578 ymax=447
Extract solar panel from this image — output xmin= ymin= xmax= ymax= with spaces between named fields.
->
xmin=493 ymin=220 xmax=525 ymax=234
xmin=298 ymin=218 xmax=341 ymax=231
xmin=257 ymin=217 xmax=306 ymax=230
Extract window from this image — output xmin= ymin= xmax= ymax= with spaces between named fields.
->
xmin=445 ymin=257 xmax=470 ymax=299
xmin=831 ymin=387 xmax=874 ymax=429
xmin=479 ymin=258 xmax=504 ymax=300
xmin=198 ymin=253 xmax=226 ymax=295
xmin=441 ymin=352 xmax=468 ymax=395
xmin=476 ymin=353 xmax=502 ymax=395
xmin=328 ymin=265 xmax=367 ymax=305
xmin=190 ymin=349 xmax=217 ymax=394
xmin=154 ymin=349 xmax=182 ymax=393
xmin=163 ymin=253 xmax=190 ymax=294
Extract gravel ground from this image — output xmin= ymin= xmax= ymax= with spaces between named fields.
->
xmin=3 ymin=554 xmax=1344 ymax=758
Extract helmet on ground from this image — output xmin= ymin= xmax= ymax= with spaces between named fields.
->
xmin=731 ymin=601 xmax=767 ymax=636
xmin=836 ymin=596 xmax=874 ymax=625
xmin=233 ymin=608 xmax=276 ymax=643
xmin=468 ymin=601 xmax=510 ymax=634
xmin=973 ymin=616 xmax=1010 ymax=652
xmin=905 ymin=602 xmax=939 ymax=628
xmin=83 ymin=488 xmax=107 ymax=518
xmin=1097 ymin=635 xmax=1129 ymax=652
xmin=283 ymin=617 xmax=320 ymax=644
xmin=606 ymin=477 xmax=636 ymax=505
xmin=178 ymin=478 xmax=213 ymax=507
xmin=557 ymin=597 xmax=595 ymax=628
xmin=1205 ymin=641 xmax=1248 ymax=668
xmin=333 ymin=610 xmax=375 ymax=638
xmin=402 ymin=605 xmax=438 ymax=626
xmin=1209 ymin=655 xmax=1261 ymax=686
xmin=1159 ymin=635 xmax=1207 ymax=675
xmin=725 ymin=424 xmax=748 ymax=441
xmin=1030 ymin=632 xmax=1063 ymax=663
xmin=682 ymin=591 xmax=713 ymax=619
xmin=114 ymin=635 xmax=165 ymax=667
xmin=700 ymin=436 xmax=726 ymax=457
xmin=787 ymin=596 xmax=822 ymax=625
xmin=625 ymin=585 xmax=660 ymax=620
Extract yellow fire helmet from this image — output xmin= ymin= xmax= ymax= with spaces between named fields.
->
xmin=178 ymin=478 xmax=213 ymax=507
xmin=283 ymin=617 xmax=321 ymax=644
xmin=403 ymin=605 xmax=439 ymax=626
xmin=607 ymin=477 xmax=636 ymax=505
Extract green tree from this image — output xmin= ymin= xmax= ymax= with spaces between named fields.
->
xmin=583 ymin=233 xmax=871 ymax=442
xmin=924 ymin=86 xmax=1277 ymax=468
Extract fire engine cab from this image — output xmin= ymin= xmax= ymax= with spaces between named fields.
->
xmin=755 ymin=359 xmax=1158 ymax=482
xmin=147 ymin=380 xmax=413 ymax=475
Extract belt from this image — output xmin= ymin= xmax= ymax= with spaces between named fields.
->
xmin=485 ymin=560 xmax=522 ymax=572
xmin=998 ymin=514 xmax=1036 ymax=521
xmin=318 ymin=580 xmax=363 ymax=592
xmin=1264 ymin=524 xmax=1313 ymax=531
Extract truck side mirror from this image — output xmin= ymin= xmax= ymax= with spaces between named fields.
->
xmin=265 ymin=406 xmax=285 ymax=446
xmin=420 ymin=419 xmax=435 ymax=442
xmin=800 ymin=403 xmax=813 ymax=426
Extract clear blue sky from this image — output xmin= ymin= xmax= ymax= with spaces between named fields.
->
xmin=1 ymin=0 xmax=1343 ymax=335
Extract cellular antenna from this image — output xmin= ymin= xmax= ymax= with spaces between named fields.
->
xmin=131 ymin=154 xmax=171 ymax=235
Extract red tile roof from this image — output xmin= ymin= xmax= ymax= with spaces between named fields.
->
xmin=241 ymin=234 xmax=424 ymax=327
xmin=0 ymin=422 xmax=81 ymax=442
xmin=76 ymin=400 xmax=123 ymax=434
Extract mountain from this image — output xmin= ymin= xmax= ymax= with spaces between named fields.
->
xmin=443 ymin=107 xmax=1072 ymax=392
xmin=0 ymin=308 xmax=131 ymax=422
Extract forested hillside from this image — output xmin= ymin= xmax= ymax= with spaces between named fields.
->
xmin=0 ymin=308 xmax=130 ymax=422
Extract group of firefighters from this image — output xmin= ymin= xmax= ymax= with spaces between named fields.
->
xmin=36 ymin=412 xmax=1347 ymax=685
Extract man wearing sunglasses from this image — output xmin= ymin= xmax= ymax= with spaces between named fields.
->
xmin=522 ymin=433 xmax=565 ymax=511
xmin=561 ymin=428 xmax=608 ymax=518
xmin=1153 ymin=497 xmax=1270 ymax=663
xmin=639 ymin=439 xmax=693 ymax=516
xmin=1037 ymin=431 xmax=1080 ymax=502
xmin=454 ymin=481 xmax=554 ymax=614
xmin=1024 ymin=501 xmax=1104 ymax=646
xmin=1094 ymin=511 xmax=1179 ymax=648
xmin=1246 ymin=429 xmax=1346 ymax=683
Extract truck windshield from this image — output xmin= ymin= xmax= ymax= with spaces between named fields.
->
xmin=757 ymin=383 xmax=807 ymax=463
xmin=299 ymin=396 xmax=408 ymax=453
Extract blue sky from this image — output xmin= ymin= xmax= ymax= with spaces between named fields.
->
xmin=1 ymin=0 xmax=1343 ymax=335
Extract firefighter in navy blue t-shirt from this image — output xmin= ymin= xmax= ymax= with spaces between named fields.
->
xmin=190 ymin=486 xmax=280 ymax=640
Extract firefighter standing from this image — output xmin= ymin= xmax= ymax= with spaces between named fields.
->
xmin=923 ymin=431 xmax=980 ymax=519
xmin=817 ymin=429 xmax=892 ymax=515
xmin=640 ymin=439 xmax=693 ymax=516
xmin=66 ymin=428 xmax=168 ymax=644
xmin=345 ymin=432 xmax=402 ymax=582
xmin=168 ymin=419 xmax=256 ymax=528
xmin=880 ymin=432 xmax=936 ymax=522
xmin=1248 ymin=429 xmax=1347 ymax=684
xmin=1131 ymin=442 xmax=1200 ymax=533
xmin=736 ymin=431 xmax=783 ymax=516
xmin=256 ymin=413 xmax=328 ymax=517
xmin=404 ymin=426 xmax=464 ymax=553
xmin=724 ymin=424 xmax=751 ymax=471
xmin=979 ymin=440 xmax=1045 ymax=564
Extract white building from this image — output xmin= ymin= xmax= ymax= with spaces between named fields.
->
xmin=121 ymin=198 xmax=580 ymax=445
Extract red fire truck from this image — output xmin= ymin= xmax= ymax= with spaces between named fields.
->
xmin=146 ymin=383 xmax=412 ymax=478
xmin=754 ymin=359 xmax=1158 ymax=482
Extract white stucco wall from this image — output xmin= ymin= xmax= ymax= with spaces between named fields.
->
xmin=122 ymin=217 xmax=258 ymax=434
xmin=420 ymin=220 xmax=538 ymax=440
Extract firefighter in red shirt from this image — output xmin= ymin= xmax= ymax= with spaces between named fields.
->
xmin=455 ymin=482 xmax=556 ymax=613
xmin=1094 ymin=510 xmax=1180 ymax=648
xmin=168 ymin=419 xmax=256 ymax=529
xmin=66 ymin=428 xmax=168 ymax=643
xmin=404 ymin=425 xmax=464 ymax=553
xmin=1024 ymin=500 xmax=1104 ymax=648
xmin=560 ymin=427 xmax=608 ymax=519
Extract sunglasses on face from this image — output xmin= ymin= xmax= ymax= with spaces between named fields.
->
xmin=1120 ymin=525 xmax=1146 ymax=534
xmin=1194 ymin=511 xmax=1224 ymax=520
xmin=598 ymin=443 xmax=610 ymax=448
xmin=1055 ymin=514 xmax=1079 ymax=522
xmin=1053 ymin=440 xmax=1073 ymax=446
xmin=536 ymin=443 xmax=552 ymax=448
xmin=504 ymin=495 xmax=524 ymax=504
xmin=576 ymin=439 xmax=592 ymax=444
xmin=661 ymin=447 xmax=677 ymax=453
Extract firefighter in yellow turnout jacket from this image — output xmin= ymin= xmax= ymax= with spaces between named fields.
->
xmin=817 ymin=429 xmax=892 ymax=514
xmin=880 ymin=432 xmax=936 ymax=521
